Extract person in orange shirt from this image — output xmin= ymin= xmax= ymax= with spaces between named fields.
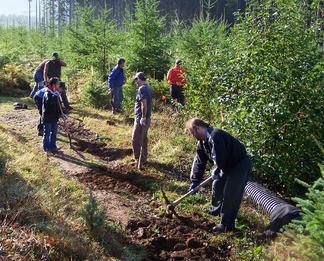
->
xmin=167 ymin=59 xmax=187 ymax=107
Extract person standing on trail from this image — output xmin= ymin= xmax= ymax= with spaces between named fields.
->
xmin=167 ymin=59 xmax=187 ymax=108
xmin=186 ymin=118 xmax=251 ymax=233
xmin=43 ymin=52 xmax=73 ymax=111
xmin=41 ymin=77 xmax=66 ymax=156
xmin=132 ymin=72 xmax=152 ymax=170
xmin=108 ymin=58 xmax=125 ymax=114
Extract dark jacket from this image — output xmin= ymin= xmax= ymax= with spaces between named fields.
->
xmin=108 ymin=65 xmax=124 ymax=89
xmin=42 ymin=89 xmax=61 ymax=124
xmin=190 ymin=127 xmax=247 ymax=183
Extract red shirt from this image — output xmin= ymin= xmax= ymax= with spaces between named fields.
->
xmin=167 ymin=64 xmax=187 ymax=86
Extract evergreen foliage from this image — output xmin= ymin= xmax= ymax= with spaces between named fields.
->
xmin=126 ymin=0 xmax=170 ymax=79
xmin=66 ymin=4 xmax=117 ymax=80
xmin=81 ymin=78 xmax=110 ymax=109
xmin=80 ymin=191 xmax=106 ymax=233
xmin=289 ymin=143 xmax=324 ymax=260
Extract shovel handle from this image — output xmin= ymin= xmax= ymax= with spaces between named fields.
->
xmin=171 ymin=176 xmax=213 ymax=207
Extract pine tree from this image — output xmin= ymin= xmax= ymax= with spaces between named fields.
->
xmin=126 ymin=0 xmax=170 ymax=79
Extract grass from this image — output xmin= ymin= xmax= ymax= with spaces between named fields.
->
xmin=0 ymin=93 xmax=289 ymax=260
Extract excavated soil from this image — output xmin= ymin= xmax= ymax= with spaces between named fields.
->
xmin=59 ymin=119 xmax=231 ymax=260
xmin=1 ymin=106 xmax=231 ymax=260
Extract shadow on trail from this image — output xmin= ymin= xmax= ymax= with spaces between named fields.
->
xmin=0 ymin=125 xmax=28 ymax=143
xmin=53 ymin=150 xmax=101 ymax=169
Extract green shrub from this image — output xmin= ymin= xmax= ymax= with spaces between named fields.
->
xmin=80 ymin=78 xmax=110 ymax=109
xmin=80 ymin=191 xmax=106 ymax=233
xmin=282 ymin=143 xmax=324 ymax=260
xmin=184 ymin=0 xmax=324 ymax=195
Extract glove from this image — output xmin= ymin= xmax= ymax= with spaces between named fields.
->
xmin=53 ymin=91 xmax=61 ymax=97
xmin=63 ymin=113 xmax=67 ymax=120
xmin=211 ymin=168 xmax=222 ymax=180
xmin=189 ymin=182 xmax=199 ymax=194
xmin=140 ymin=117 xmax=146 ymax=126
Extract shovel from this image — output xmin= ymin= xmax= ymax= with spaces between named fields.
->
xmin=166 ymin=176 xmax=213 ymax=214
xmin=57 ymin=97 xmax=72 ymax=148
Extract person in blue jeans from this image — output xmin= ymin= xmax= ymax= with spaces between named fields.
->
xmin=108 ymin=58 xmax=125 ymax=114
xmin=41 ymin=77 xmax=65 ymax=156
xmin=186 ymin=118 xmax=251 ymax=233
xmin=30 ymin=59 xmax=48 ymax=97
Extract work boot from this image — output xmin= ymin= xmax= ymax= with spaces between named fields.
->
xmin=202 ymin=206 xmax=221 ymax=216
xmin=212 ymin=224 xmax=234 ymax=233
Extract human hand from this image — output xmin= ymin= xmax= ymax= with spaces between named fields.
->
xmin=211 ymin=168 xmax=223 ymax=180
xmin=140 ymin=117 xmax=146 ymax=126
xmin=189 ymin=182 xmax=199 ymax=194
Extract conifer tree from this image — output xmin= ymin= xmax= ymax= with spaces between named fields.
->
xmin=126 ymin=0 xmax=170 ymax=79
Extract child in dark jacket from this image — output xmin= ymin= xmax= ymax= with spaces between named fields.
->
xmin=41 ymin=77 xmax=63 ymax=155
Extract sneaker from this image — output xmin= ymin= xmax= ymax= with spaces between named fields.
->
xmin=212 ymin=224 xmax=234 ymax=233
xmin=38 ymin=130 xmax=44 ymax=136
xmin=202 ymin=206 xmax=221 ymax=216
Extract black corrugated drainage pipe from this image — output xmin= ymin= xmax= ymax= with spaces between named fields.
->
xmin=244 ymin=179 xmax=301 ymax=238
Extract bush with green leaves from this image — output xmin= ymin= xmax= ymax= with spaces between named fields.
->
xmin=184 ymin=0 xmax=324 ymax=195
xmin=81 ymin=78 xmax=110 ymax=109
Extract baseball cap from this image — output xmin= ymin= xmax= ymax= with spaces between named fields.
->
xmin=133 ymin=72 xmax=146 ymax=81
xmin=176 ymin=59 xmax=182 ymax=65
xmin=52 ymin=52 xmax=59 ymax=59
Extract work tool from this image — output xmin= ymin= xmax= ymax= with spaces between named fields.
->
xmin=57 ymin=97 xmax=72 ymax=148
xmin=166 ymin=176 xmax=213 ymax=214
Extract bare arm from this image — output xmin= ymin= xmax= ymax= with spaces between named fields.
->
xmin=141 ymin=99 xmax=147 ymax=118
xmin=44 ymin=61 xmax=49 ymax=82
xmin=59 ymin=60 xmax=67 ymax=67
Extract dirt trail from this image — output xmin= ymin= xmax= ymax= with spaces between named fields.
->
xmin=1 ymin=104 xmax=231 ymax=260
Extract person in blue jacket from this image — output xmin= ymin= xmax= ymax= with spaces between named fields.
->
xmin=41 ymin=77 xmax=65 ymax=156
xmin=108 ymin=58 xmax=125 ymax=114
xmin=186 ymin=118 xmax=251 ymax=233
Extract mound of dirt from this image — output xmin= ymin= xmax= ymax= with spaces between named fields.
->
xmin=74 ymin=164 xmax=156 ymax=194
xmin=126 ymin=212 xmax=230 ymax=260
xmin=58 ymin=119 xmax=132 ymax=161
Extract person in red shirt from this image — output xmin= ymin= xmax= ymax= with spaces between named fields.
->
xmin=167 ymin=59 xmax=187 ymax=107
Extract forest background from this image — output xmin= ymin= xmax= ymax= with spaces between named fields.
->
xmin=0 ymin=0 xmax=323 ymax=259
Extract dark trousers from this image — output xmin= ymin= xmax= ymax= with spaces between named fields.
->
xmin=170 ymin=84 xmax=184 ymax=106
xmin=34 ymin=96 xmax=43 ymax=132
xmin=60 ymin=90 xmax=70 ymax=109
xmin=212 ymin=155 xmax=251 ymax=228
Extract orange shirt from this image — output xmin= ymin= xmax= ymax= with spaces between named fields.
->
xmin=167 ymin=64 xmax=187 ymax=86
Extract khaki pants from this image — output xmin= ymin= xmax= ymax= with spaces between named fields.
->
xmin=132 ymin=118 xmax=151 ymax=167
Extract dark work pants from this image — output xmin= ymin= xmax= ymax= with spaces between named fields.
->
xmin=170 ymin=84 xmax=184 ymax=106
xmin=60 ymin=90 xmax=70 ymax=109
xmin=212 ymin=155 xmax=251 ymax=228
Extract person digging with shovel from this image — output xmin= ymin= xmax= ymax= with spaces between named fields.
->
xmin=186 ymin=118 xmax=251 ymax=233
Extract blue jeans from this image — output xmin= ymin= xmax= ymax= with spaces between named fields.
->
xmin=111 ymin=86 xmax=124 ymax=111
xmin=43 ymin=122 xmax=58 ymax=152
xmin=30 ymin=71 xmax=44 ymax=97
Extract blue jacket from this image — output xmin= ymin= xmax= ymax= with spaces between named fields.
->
xmin=108 ymin=65 xmax=124 ymax=89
